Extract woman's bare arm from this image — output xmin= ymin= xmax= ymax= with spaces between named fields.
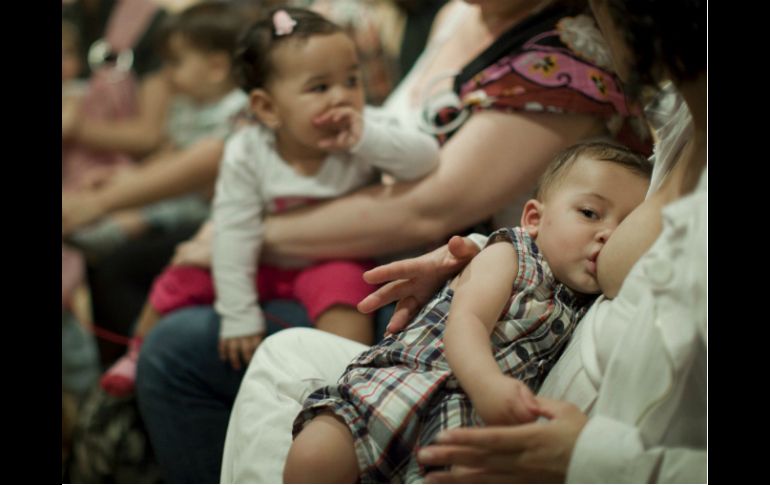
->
xmin=62 ymin=137 xmax=224 ymax=234
xmin=66 ymin=71 xmax=171 ymax=157
xmin=262 ymin=110 xmax=603 ymax=261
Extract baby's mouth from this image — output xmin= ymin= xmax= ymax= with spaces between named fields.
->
xmin=586 ymin=252 xmax=600 ymax=275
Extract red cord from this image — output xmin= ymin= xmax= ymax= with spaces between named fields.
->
xmin=88 ymin=325 xmax=132 ymax=346
xmin=263 ymin=311 xmax=298 ymax=330
xmin=86 ymin=310 xmax=297 ymax=347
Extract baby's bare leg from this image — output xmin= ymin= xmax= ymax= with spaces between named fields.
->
xmin=100 ymin=300 xmax=158 ymax=397
xmin=315 ymin=305 xmax=374 ymax=345
xmin=134 ymin=300 xmax=161 ymax=338
xmin=284 ymin=412 xmax=359 ymax=483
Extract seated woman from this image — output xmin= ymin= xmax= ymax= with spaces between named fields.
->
xmin=285 ymin=141 xmax=652 ymax=483
xmin=415 ymin=0 xmax=706 ymax=482
xmin=224 ymin=0 xmax=706 ymax=482
xmin=133 ymin=0 xmax=651 ymax=483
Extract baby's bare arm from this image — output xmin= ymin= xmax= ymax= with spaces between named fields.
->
xmin=444 ymin=242 xmax=538 ymax=425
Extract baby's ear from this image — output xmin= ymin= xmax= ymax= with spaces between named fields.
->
xmin=249 ymin=89 xmax=280 ymax=130
xmin=520 ymin=199 xmax=542 ymax=239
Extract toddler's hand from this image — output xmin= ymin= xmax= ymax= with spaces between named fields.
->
xmin=171 ymin=221 xmax=214 ymax=267
xmin=218 ymin=333 xmax=264 ymax=371
xmin=472 ymin=375 xmax=540 ymax=425
xmin=313 ymin=107 xmax=362 ymax=151
xmin=171 ymin=239 xmax=212 ymax=268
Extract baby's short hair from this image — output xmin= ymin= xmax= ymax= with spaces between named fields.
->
xmin=534 ymin=140 xmax=652 ymax=200
xmin=157 ymin=1 xmax=247 ymax=59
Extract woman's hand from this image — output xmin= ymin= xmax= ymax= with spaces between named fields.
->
xmin=418 ymin=398 xmax=588 ymax=483
xmin=357 ymin=235 xmax=480 ymax=334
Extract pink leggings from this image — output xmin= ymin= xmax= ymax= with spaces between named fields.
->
xmin=149 ymin=260 xmax=376 ymax=322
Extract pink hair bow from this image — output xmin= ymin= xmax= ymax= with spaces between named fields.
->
xmin=273 ymin=10 xmax=297 ymax=36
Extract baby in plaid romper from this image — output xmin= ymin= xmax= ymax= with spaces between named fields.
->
xmin=285 ymin=141 xmax=653 ymax=483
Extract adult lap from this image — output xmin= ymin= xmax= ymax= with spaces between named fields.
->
xmin=221 ymin=328 xmax=369 ymax=483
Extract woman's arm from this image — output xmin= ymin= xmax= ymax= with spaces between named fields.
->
xmin=444 ymin=241 xmax=539 ymax=425
xmin=65 ymin=71 xmax=171 ymax=157
xmin=263 ymin=111 xmax=603 ymax=261
xmin=62 ymin=137 xmax=224 ymax=234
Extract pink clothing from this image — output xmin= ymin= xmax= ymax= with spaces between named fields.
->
xmin=150 ymin=261 xmax=376 ymax=322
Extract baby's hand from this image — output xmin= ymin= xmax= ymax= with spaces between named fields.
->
xmin=171 ymin=221 xmax=214 ymax=267
xmin=171 ymin=238 xmax=212 ymax=268
xmin=218 ymin=333 xmax=264 ymax=371
xmin=313 ymin=107 xmax=363 ymax=151
xmin=471 ymin=375 xmax=540 ymax=425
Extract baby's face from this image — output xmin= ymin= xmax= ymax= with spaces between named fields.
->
xmin=527 ymin=157 xmax=649 ymax=294
xmin=163 ymin=33 xmax=227 ymax=101
xmin=262 ymin=32 xmax=365 ymax=148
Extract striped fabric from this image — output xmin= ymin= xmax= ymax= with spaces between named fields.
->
xmin=293 ymin=227 xmax=593 ymax=483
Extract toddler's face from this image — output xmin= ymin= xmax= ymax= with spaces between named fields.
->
xmin=262 ymin=32 xmax=365 ymax=149
xmin=164 ymin=33 xmax=225 ymax=101
xmin=525 ymin=156 xmax=648 ymax=294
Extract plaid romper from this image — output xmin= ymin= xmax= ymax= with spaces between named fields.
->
xmin=293 ymin=227 xmax=593 ymax=483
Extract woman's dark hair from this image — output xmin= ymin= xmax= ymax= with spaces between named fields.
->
xmin=234 ymin=7 xmax=344 ymax=91
xmin=156 ymin=1 xmax=247 ymax=59
xmin=603 ymin=0 xmax=705 ymax=97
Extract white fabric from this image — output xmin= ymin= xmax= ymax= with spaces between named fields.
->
xmin=644 ymin=82 xmax=693 ymax=196
xmin=537 ymin=87 xmax=706 ymax=482
xmin=213 ymin=109 xmax=439 ymax=338
xmin=220 ymin=328 xmax=367 ymax=483
xmin=166 ymin=88 xmax=248 ymax=149
xmin=539 ymin=84 xmax=696 ymax=410
xmin=380 ymin=0 xmax=470 ymax=129
xmin=566 ymin=169 xmax=707 ymax=483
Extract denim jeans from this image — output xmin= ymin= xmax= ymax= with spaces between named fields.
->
xmin=136 ymin=301 xmax=392 ymax=483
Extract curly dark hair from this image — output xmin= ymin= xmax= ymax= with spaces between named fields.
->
xmin=234 ymin=7 xmax=344 ymax=91
xmin=601 ymin=0 xmax=705 ymax=98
